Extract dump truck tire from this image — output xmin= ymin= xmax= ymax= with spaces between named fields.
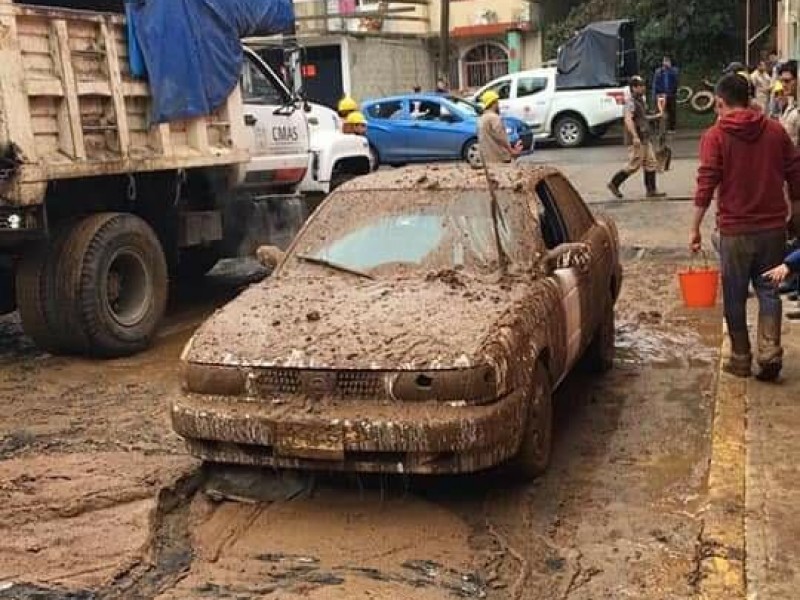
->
xmin=58 ymin=213 xmax=167 ymax=357
xmin=15 ymin=227 xmax=74 ymax=353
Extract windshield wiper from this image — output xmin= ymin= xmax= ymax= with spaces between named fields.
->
xmin=296 ymin=254 xmax=375 ymax=280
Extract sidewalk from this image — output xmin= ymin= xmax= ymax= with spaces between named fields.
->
xmin=702 ymin=309 xmax=800 ymax=599
xmin=745 ymin=314 xmax=800 ymax=598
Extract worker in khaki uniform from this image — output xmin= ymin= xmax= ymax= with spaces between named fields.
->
xmin=477 ymin=90 xmax=522 ymax=164
xmin=344 ymin=111 xmax=367 ymax=136
xmin=608 ymin=75 xmax=666 ymax=199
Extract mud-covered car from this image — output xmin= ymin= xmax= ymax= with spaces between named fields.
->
xmin=171 ymin=164 xmax=622 ymax=478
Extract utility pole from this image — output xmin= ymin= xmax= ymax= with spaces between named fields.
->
xmin=439 ymin=0 xmax=450 ymax=85
xmin=745 ymin=0 xmax=751 ymax=66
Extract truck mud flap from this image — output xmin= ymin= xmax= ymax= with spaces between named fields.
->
xmin=221 ymin=193 xmax=312 ymax=258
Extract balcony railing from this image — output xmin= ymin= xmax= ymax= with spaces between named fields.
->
xmin=294 ymin=0 xmax=430 ymax=35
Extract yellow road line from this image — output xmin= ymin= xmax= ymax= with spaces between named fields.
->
xmin=697 ymin=329 xmax=746 ymax=599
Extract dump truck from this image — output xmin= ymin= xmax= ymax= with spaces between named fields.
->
xmin=0 ymin=0 xmax=371 ymax=356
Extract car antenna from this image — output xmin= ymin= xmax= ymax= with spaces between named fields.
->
xmin=478 ymin=152 xmax=508 ymax=276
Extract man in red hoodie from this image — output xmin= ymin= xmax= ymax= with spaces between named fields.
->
xmin=691 ymin=74 xmax=800 ymax=380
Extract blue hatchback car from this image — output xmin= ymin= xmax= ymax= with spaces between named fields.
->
xmin=362 ymin=94 xmax=533 ymax=168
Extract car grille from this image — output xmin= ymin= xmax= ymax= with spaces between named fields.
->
xmin=255 ymin=368 xmax=302 ymax=394
xmin=336 ymin=371 xmax=384 ymax=396
xmin=253 ymin=368 xmax=383 ymax=397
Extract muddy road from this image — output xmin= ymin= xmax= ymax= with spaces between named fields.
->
xmin=0 ymin=202 xmax=721 ymax=599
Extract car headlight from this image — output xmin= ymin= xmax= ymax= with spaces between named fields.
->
xmin=184 ymin=362 xmax=246 ymax=396
xmin=387 ymin=366 xmax=498 ymax=405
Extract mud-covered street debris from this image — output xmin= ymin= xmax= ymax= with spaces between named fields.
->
xmin=306 ymin=310 xmax=321 ymax=322
xmin=0 ymin=583 xmax=96 ymax=599
xmin=0 ymin=430 xmax=37 ymax=458
xmin=306 ymin=572 xmax=345 ymax=585
xmin=401 ymin=560 xmax=487 ymax=598
xmin=256 ymin=552 xmax=321 ymax=565
xmin=203 ymin=466 xmax=310 ymax=503
xmin=426 ymin=269 xmax=467 ymax=289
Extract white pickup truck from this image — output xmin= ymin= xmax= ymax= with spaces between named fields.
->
xmin=472 ymin=67 xmax=629 ymax=148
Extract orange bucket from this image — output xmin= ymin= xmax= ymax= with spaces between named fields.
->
xmin=678 ymin=253 xmax=720 ymax=308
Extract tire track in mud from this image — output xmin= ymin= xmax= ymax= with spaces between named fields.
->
xmin=101 ymin=471 xmax=203 ymax=600
xmin=1 ymin=470 xmax=203 ymax=600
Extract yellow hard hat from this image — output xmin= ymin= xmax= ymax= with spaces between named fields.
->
xmin=774 ymin=80 xmax=785 ymax=94
xmin=345 ymin=111 xmax=367 ymax=126
xmin=338 ymin=96 xmax=358 ymax=113
xmin=480 ymin=90 xmax=500 ymax=109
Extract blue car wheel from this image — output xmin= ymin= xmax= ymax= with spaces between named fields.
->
xmin=463 ymin=139 xmax=481 ymax=167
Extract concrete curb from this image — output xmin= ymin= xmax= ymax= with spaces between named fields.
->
xmin=697 ymin=329 xmax=747 ymax=599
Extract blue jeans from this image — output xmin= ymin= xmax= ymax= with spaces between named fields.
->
xmin=719 ymin=229 xmax=786 ymax=365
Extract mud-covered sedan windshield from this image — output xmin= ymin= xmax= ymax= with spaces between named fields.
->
xmin=284 ymin=189 xmax=541 ymax=278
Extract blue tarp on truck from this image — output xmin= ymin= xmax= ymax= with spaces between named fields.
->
xmin=127 ymin=0 xmax=295 ymax=122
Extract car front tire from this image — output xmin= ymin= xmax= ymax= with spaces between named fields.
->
xmin=554 ymin=115 xmax=587 ymax=148
xmin=510 ymin=361 xmax=553 ymax=480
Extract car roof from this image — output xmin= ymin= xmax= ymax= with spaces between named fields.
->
xmin=337 ymin=164 xmax=560 ymax=193
xmin=363 ymin=93 xmax=461 ymax=105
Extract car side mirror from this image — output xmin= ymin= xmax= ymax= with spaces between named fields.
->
xmin=543 ymin=243 xmax=591 ymax=274
xmin=256 ymin=245 xmax=286 ymax=271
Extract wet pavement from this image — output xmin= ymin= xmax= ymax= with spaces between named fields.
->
xmin=0 ymin=196 xmax=727 ymax=599
xmin=526 ymin=131 xmax=702 ymax=204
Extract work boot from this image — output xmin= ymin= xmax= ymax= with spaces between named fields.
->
xmin=645 ymin=171 xmax=666 ymax=198
xmin=723 ymin=330 xmax=752 ymax=378
xmin=607 ymin=170 xmax=629 ymax=199
xmin=755 ymin=314 xmax=783 ymax=382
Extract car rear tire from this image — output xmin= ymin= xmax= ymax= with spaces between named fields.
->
xmin=510 ymin=361 xmax=553 ymax=480
xmin=56 ymin=213 xmax=168 ymax=357
xmin=585 ymin=290 xmax=615 ymax=373
xmin=368 ymin=145 xmax=380 ymax=171
xmin=554 ymin=115 xmax=587 ymax=148
xmin=463 ymin=139 xmax=482 ymax=168
xmin=330 ymin=169 xmax=357 ymax=192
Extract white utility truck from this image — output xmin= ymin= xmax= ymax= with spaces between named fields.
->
xmin=472 ymin=68 xmax=629 ymax=148
xmin=0 ymin=0 xmax=371 ymax=356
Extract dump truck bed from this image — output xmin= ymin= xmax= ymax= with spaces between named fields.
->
xmin=0 ymin=0 xmax=249 ymax=205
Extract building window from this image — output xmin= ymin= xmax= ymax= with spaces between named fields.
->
xmin=462 ymin=43 xmax=509 ymax=88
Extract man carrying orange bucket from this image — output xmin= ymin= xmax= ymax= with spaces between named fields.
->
xmin=691 ymin=73 xmax=800 ymax=381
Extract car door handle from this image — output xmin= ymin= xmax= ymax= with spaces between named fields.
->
xmin=244 ymin=114 xmax=258 ymax=126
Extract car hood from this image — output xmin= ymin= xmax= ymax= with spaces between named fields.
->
xmin=185 ymin=273 xmax=528 ymax=371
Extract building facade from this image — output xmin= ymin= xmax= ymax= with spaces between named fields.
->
xmin=777 ymin=0 xmax=800 ymax=60
xmin=281 ymin=0 xmax=542 ymax=107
